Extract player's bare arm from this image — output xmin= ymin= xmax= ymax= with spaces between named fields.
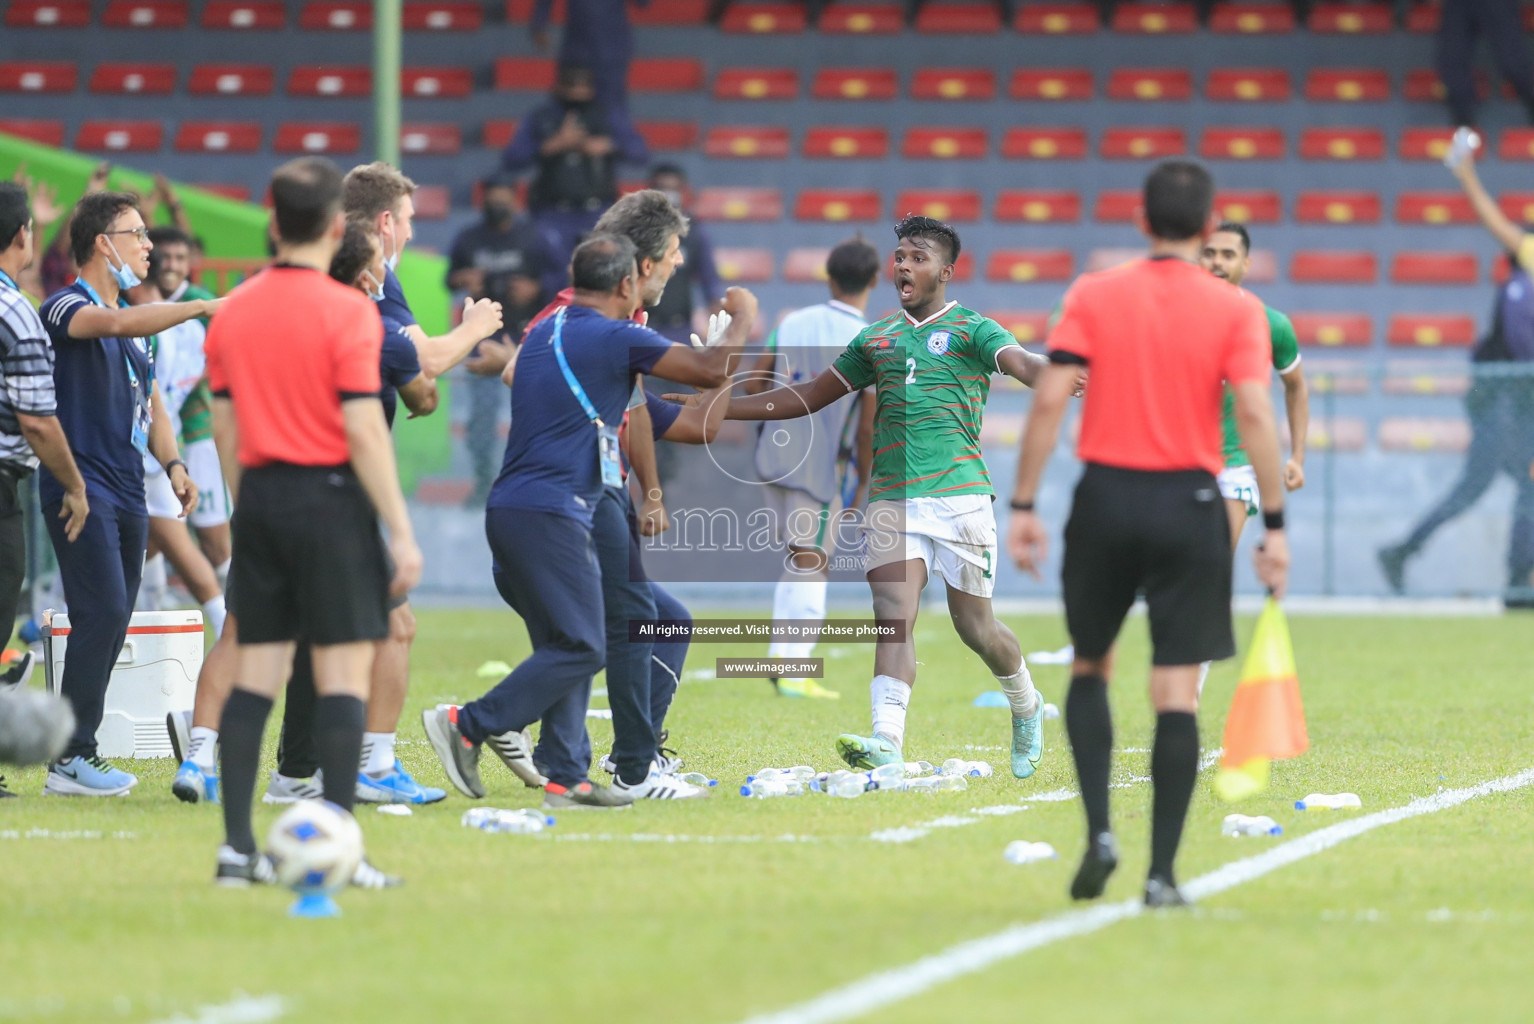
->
xmin=722 ymin=367 xmax=853 ymax=421
xmin=1231 ymin=378 xmax=1291 ymax=597
xmin=211 ymin=395 xmax=241 ymax=503
xmin=1280 ymin=363 xmax=1309 ymax=490
xmin=648 ymin=286 xmax=757 ymax=388
xmin=1006 ymin=360 xmax=1078 ymax=576
xmin=149 ymin=382 xmax=197 ymax=518
xmin=398 ymin=372 xmax=439 ymax=418
xmin=342 ymin=396 xmax=423 ymax=597
xmin=67 ymin=296 xmax=219 ymax=340
xmin=406 ymin=296 xmax=504 ymax=379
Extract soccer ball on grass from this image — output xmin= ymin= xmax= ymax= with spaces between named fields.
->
xmin=266 ymin=800 xmax=364 ymax=898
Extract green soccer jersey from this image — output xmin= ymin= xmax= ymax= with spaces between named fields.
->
xmin=1222 ymin=304 xmax=1300 ymax=468
xmin=830 ymin=301 xmax=1019 ymax=501
xmin=172 ymin=281 xmax=217 ymax=444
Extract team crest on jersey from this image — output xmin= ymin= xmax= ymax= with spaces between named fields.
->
xmin=926 ymin=331 xmax=951 ymax=356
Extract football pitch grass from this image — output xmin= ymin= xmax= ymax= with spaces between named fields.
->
xmin=2 ymin=608 xmax=1531 ymax=1024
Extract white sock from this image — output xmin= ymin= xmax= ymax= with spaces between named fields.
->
xmin=138 ymin=553 xmax=167 ymax=612
xmin=1197 ymin=661 xmax=1211 ymax=697
xmin=201 ymin=596 xmax=226 ymax=638
xmin=997 ymin=658 xmax=1040 ymax=718
xmin=187 ymin=726 xmax=218 ymax=770
xmin=767 ymin=576 xmax=828 ymax=661
xmin=361 ymin=731 xmax=397 ymax=775
xmin=870 ymin=674 xmax=912 ymax=748
xmin=214 ymin=558 xmax=231 ymax=590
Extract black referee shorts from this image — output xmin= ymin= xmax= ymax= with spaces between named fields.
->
xmin=1061 ymin=464 xmax=1234 ymax=667
xmin=229 ymin=464 xmax=390 ymax=646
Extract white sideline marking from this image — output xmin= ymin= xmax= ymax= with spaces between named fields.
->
xmin=733 ymin=767 xmax=1534 ymax=1024
xmin=147 ymin=994 xmax=286 ymax=1024
xmin=555 ymin=833 xmax=819 ymax=845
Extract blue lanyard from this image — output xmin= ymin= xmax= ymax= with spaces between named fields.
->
xmin=549 ymin=307 xmax=603 ymax=428
xmin=0 ymin=268 xmax=16 ymax=292
xmin=75 ymin=280 xmax=154 ymax=398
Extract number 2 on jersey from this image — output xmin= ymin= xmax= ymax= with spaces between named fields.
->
xmin=905 ymin=357 xmax=916 ymax=384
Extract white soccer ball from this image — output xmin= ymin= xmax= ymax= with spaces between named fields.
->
xmin=266 ymin=800 xmax=364 ymax=894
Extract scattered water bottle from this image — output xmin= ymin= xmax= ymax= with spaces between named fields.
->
xmin=1003 ymin=840 xmax=1058 ymax=864
xmin=1443 ymin=126 xmax=1481 ymax=171
xmin=1042 ymin=703 xmax=1060 ymax=720
xmin=676 ymin=772 xmax=717 ymax=788
xmin=825 ymin=770 xmax=870 ymax=798
xmin=1295 ymin=792 xmax=1362 ymax=811
xmin=741 ymin=776 xmax=806 ymax=798
xmin=868 ymin=763 xmax=907 ymax=791
xmin=907 ymin=773 xmax=968 ymax=793
xmin=1222 ymin=813 xmax=1283 ymax=837
xmin=748 ymin=766 xmax=815 ymax=784
xmin=904 ymin=761 xmax=936 ymax=777
xmin=461 ymin=808 xmax=554 ymax=834
xmin=941 ymin=759 xmax=994 ymax=778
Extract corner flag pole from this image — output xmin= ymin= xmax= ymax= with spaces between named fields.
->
xmin=373 ymin=0 xmax=402 ymax=166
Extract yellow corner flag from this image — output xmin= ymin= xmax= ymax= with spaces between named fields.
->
xmin=1214 ymin=598 xmax=1308 ymax=802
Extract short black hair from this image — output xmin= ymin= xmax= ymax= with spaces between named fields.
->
xmin=1212 ymin=221 xmax=1251 ymax=254
xmin=571 ymin=233 xmax=638 ymax=292
xmin=826 ymin=236 xmax=880 ymax=295
xmin=0 ymin=182 xmax=29 ymax=252
xmin=1143 ymin=160 xmax=1215 ymax=241
xmin=147 ymin=225 xmax=192 ymax=250
xmin=894 ymin=214 xmax=960 ymax=264
xmin=648 ymin=162 xmax=686 ymax=184
xmin=69 ymin=190 xmax=139 ymax=267
xmin=329 ymin=221 xmax=377 ymax=287
xmin=269 ymin=156 xmax=344 ymax=245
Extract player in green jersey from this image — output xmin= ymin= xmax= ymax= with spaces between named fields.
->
xmin=717 ymin=217 xmax=1073 ymax=778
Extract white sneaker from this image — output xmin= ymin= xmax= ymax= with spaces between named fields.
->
xmin=611 ymin=765 xmax=709 ymax=800
xmin=485 ymin=727 xmax=547 ymax=788
xmin=261 ymin=770 xmax=323 ymax=805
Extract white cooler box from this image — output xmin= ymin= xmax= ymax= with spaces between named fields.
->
xmin=43 ymin=609 xmax=205 ymax=759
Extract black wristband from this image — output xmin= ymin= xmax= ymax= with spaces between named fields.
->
xmin=165 ymin=459 xmax=187 ymax=476
xmin=1262 ymin=509 xmax=1285 ymax=531
xmin=1009 ymin=499 xmax=1035 ymax=512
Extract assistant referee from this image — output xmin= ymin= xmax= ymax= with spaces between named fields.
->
xmin=1007 ymin=160 xmax=1290 ymax=908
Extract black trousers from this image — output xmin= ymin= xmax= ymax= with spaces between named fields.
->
xmin=1436 ymin=0 xmax=1534 ymax=125
xmin=0 ymin=468 xmax=26 ymax=650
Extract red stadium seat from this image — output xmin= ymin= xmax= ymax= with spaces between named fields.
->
xmin=1305 ymin=68 xmax=1391 ymax=101
xmin=1381 ymin=363 xmax=1470 ymax=396
xmin=274 ymin=121 xmax=361 ymax=155
xmin=1206 ymin=68 xmax=1291 ymax=101
xmin=802 ymin=126 xmax=889 ymax=158
xmin=812 ymin=69 xmax=896 ymax=101
xmin=298 ymin=2 xmax=370 ymax=29
xmin=1014 ymin=3 xmax=1099 ymax=33
xmin=703 ymin=126 xmax=791 ymax=159
xmin=102 ymin=2 xmax=188 ymax=28
xmin=1388 ymin=315 xmax=1476 ymax=347
xmin=784 ymin=248 xmax=831 ymax=282
xmin=629 ymin=58 xmax=703 ymax=92
xmin=720 ymin=3 xmax=806 ymax=33
xmin=911 ymin=68 xmax=995 ymax=101
xmin=410 ymin=185 xmax=449 ymax=220
xmin=1378 ymin=418 xmax=1471 ymax=454
xmin=201 ymin=2 xmax=286 ymax=28
xmin=1100 ymin=127 xmax=1185 ymax=159
xmin=482 ymin=120 xmax=517 ymax=148
xmin=1399 ymin=127 xmax=1458 ymax=161
xmin=714 ymin=68 xmax=798 ymax=100
xmin=1214 ymin=190 xmax=1282 ymax=223
xmin=403 ymin=67 xmax=473 ymax=98
xmin=988 ymin=311 xmax=1053 ymax=344
xmin=994 ymin=190 xmax=1081 ymax=223
xmin=89 ymin=63 xmax=176 ymax=95
xmin=1404 ymin=68 xmax=1452 ymax=101
xmin=0 ymin=62 xmax=77 ymax=93
xmin=695 ymin=187 xmax=783 ymax=222
xmin=1295 ymin=191 xmax=1382 ymax=223
xmin=1302 ymin=417 xmax=1370 ymax=451
xmin=1009 ymin=68 xmax=1093 ymax=100
xmin=403 ymin=2 xmax=484 ymax=30
xmin=902 ymin=127 xmax=988 ymax=159
xmin=1290 ymin=313 xmax=1374 ymax=347
xmin=795 ymin=189 xmax=882 ymax=222
xmin=630 ymin=0 xmax=708 ymax=25
xmin=986 ymin=250 xmax=1074 ymax=282
xmin=820 ymin=3 xmax=903 ymax=32
xmin=1308 ymin=2 xmax=1392 ymax=33
xmin=189 ymin=64 xmax=274 ymax=96
xmin=1208 ymin=3 xmax=1294 ymax=33
xmin=401 ymin=123 xmax=462 ymax=155
xmin=1390 ymin=252 xmax=1478 ymax=285
xmin=6 ymin=2 xmax=91 ymax=27
xmin=1405 ymin=2 xmax=1439 ymax=32
xmin=493 ymin=58 xmax=554 ymax=92
xmin=174 ymin=121 xmax=262 ymax=153
xmin=1000 ymin=128 xmax=1088 ymax=159
xmin=505 ymin=0 xmax=557 ymax=22
xmin=1093 ymin=190 xmax=1139 ymax=222
xmin=1498 ymin=192 xmax=1534 ymax=223
xmin=895 ymin=189 xmax=982 ymax=221
xmin=1396 ymin=192 xmax=1474 ymax=224
xmin=1107 ymin=69 xmax=1192 ymax=101
xmin=714 ymin=248 xmax=775 ymax=283
xmin=636 ymin=121 xmax=697 ymax=151
xmin=1112 ymin=2 xmax=1197 ymax=32
xmin=1499 ymin=129 xmax=1534 ymax=161
xmin=0 ymin=120 xmax=66 ymax=146
xmin=75 ymin=120 xmax=163 ymax=152
xmin=1290 ymin=251 xmax=1378 ymax=283
xmin=194 ymin=182 xmax=252 ymax=201
xmin=288 ymin=65 xmax=370 ymax=97
xmin=1298 ymin=127 xmax=1385 ymax=160
xmin=1200 ymin=127 xmax=1285 ymax=160
xmin=915 ymin=3 xmax=1001 ymax=33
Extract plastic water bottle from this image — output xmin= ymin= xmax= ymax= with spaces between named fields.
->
xmin=461 ymin=808 xmax=554 ymax=834
xmin=1003 ymin=840 xmax=1058 ymax=864
xmin=1443 ymin=126 xmax=1481 ymax=171
xmin=907 ymin=773 xmax=968 ymax=793
xmin=941 ymin=759 xmax=994 ymax=778
xmin=677 ymin=772 xmax=717 ymax=788
xmin=748 ymin=766 xmax=815 ymax=784
xmin=904 ymin=761 xmax=936 ymax=777
xmin=741 ymin=776 xmax=805 ymax=798
xmin=1295 ymin=792 xmax=1362 ymax=811
xmin=825 ymin=770 xmax=870 ymax=798
xmin=1222 ymin=813 xmax=1283 ymax=837
xmin=869 ymin=763 xmax=907 ymax=791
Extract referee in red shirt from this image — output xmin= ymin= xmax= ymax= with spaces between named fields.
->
xmin=1007 ymin=160 xmax=1290 ymax=908
xmin=204 ymin=157 xmax=422 ymax=885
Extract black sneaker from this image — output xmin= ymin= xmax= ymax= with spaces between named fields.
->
xmin=1144 ymin=874 xmax=1192 ymax=909
xmin=542 ymin=779 xmax=634 ymax=809
xmin=656 ymin=728 xmax=684 ymax=774
xmin=1 ymin=651 xmax=34 ymax=688
xmin=0 ymin=775 xmax=15 ymax=799
xmin=421 ymin=704 xmax=485 ymax=799
xmin=1070 ymin=831 xmax=1120 ymax=901
xmin=214 ymin=845 xmax=276 ymax=887
xmin=1377 ymin=545 xmax=1408 ymax=595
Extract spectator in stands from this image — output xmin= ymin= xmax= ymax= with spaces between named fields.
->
xmin=644 ymin=165 xmax=723 ymax=346
xmin=448 ymin=173 xmax=556 ymax=506
xmin=530 ymin=0 xmax=645 ymax=110
xmin=1436 ymin=0 xmax=1534 ymax=127
xmin=501 ymin=63 xmax=649 ymax=270
xmin=40 ymin=162 xmax=113 ymax=297
xmin=8 ymin=170 xmax=61 ymax=305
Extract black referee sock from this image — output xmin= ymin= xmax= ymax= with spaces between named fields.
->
xmin=314 ymin=694 xmax=366 ymax=813
xmin=1150 ymin=711 xmax=1200 ymax=881
xmin=276 ymin=643 xmax=319 ymax=779
xmin=1065 ymin=673 xmax=1113 ymax=838
xmin=219 ymin=688 xmax=274 ymax=856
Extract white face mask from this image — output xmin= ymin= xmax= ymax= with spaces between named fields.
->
xmin=105 ymin=237 xmax=142 ymax=290
xmin=381 ymin=220 xmax=402 ymax=271
xmin=361 ymin=270 xmax=386 ymax=302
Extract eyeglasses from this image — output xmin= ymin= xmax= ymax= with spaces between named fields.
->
xmin=104 ymin=227 xmax=150 ymax=242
